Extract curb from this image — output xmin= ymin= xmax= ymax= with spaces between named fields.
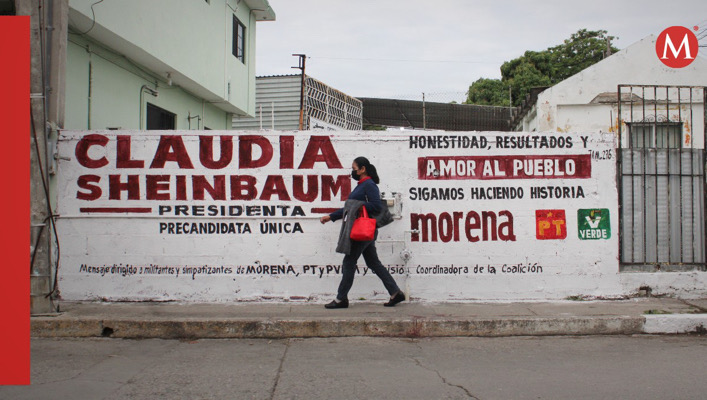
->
xmin=32 ymin=316 xmax=648 ymax=339
xmin=643 ymin=314 xmax=707 ymax=334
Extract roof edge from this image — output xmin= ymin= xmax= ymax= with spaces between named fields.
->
xmin=243 ymin=0 xmax=276 ymax=21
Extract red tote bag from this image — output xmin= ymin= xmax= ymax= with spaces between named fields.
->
xmin=350 ymin=206 xmax=376 ymax=241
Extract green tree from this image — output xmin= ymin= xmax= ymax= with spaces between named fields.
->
xmin=466 ymin=78 xmax=510 ymax=106
xmin=500 ymin=50 xmax=554 ymax=82
xmin=549 ymin=29 xmax=618 ymax=82
xmin=466 ymin=29 xmax=619 ymax=107
xmin=504 ymin=60 xmax=552 ymax=106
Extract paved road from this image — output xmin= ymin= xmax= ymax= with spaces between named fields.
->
xmin=1 ymin=335 xmax=705 ymax=400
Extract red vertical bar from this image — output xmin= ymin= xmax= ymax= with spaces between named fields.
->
xmin=0 ymin=16 xmax=31 ymax=385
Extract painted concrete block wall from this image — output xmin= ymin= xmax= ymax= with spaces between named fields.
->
xmin=553 ymin=105 xmax=612 ymax=134
xmin=51 ymin=130 xmax=707 ymax=302
xmin=616 ymin=102 xmax=705 ymax=148
xmin=527 ymin=101 xmax=705 ymax=151
xmin=69 ymin=0 xmax=259 ymax=116
xmin=547 ymin=102 xmax=706 ymax=149
xmin=65 ymin=37 xmax=231 ymax=131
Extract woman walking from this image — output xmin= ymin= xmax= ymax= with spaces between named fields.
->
xmin=319 ymin=156 xmax=406 ymax=309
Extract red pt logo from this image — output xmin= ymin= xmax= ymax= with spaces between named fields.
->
xmin=535 ymin=210 xmax=567 ymax=240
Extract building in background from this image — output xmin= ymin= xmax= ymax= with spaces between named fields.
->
xmin=22 ymin=0 xmax=275 ymax=314
xmin=66 ymin=0 xmax=275 ymax=131
xmin=512 ymin=34 xmax=707 ymax=282
xmin=359 ymin=98 xmax=511 ymax=131
xmin=232 ymin=74 xmax=363 ymax=131
xmin=511 ymin=35 xmax=705 ymax=134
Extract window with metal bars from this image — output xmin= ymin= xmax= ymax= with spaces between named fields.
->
xmin=628 ymin=122 xmax=683 ymax=148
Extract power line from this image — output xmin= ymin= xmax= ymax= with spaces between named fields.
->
xmin=310 ymin=56 xmax=500 ymax=65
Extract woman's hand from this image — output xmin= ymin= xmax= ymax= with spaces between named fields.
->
xmin=320 ymin=215 xmax=331 ymax=224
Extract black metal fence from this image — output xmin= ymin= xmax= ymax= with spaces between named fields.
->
xmin=359 ymin=97 xmax=512 ymax=132
xmin=617 ymin=85 xmax=707 ymax=271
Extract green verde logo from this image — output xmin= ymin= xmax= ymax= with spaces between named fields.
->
xmin=577 ymin=209 xmax=610 ymax=240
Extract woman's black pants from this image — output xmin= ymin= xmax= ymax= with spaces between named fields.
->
xmin=336 ymin=233 xmax=400 ymax=301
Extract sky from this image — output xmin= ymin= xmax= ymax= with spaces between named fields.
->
xmin=255 ymin=0 xmax=707 ymax=103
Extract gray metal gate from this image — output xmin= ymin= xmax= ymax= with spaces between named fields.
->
xmin=617 ymin=85 xmax=707 ymax=272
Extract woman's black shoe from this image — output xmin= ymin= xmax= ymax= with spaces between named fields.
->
xmin=324 ymin=299 xmax=349 ymax=309
xmin=384 ymin=291 xmax=406 ymax=307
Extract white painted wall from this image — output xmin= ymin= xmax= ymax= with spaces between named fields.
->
xmin=54 ymin=130 xmax=706 ymax=302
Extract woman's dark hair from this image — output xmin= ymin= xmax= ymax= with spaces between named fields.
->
xmin=354 ymin=156 xmax=380 ymax=184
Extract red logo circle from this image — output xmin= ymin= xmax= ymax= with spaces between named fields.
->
xmin=656 ymin=26 xmax=699 ymax=68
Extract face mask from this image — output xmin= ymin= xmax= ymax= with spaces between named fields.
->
xmin=351 ymin=170 xmax=361 ymax=181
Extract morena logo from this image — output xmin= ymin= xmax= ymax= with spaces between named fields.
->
xmin=655 ymin=26 xmax=699 ymax=68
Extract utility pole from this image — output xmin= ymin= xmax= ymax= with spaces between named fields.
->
xmin=422 ymin=92 xmax=426 ymax=129
xmin=605 ymin=36 xmax=613 ymax=58
xmin=509 ymin=86 xmax=513 ymax=130
xmin=20 ymin=0 xmax=68 ymax=314
xmin=292 ymin=54 xmax=306 ymax=130
xmin=509 ymin=86 xmax=512 ymax=118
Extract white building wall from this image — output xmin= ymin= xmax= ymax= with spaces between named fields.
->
xmin=53 ymin=130 xmax=706 ymax=302
xmin=522 ymin=35 xmax=706 ymax=139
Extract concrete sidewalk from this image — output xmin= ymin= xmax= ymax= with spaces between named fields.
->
xmin=31 ymin=298 xmax=707 ymax=339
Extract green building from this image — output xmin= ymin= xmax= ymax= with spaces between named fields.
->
xmin=66 ymin=0 xmax=275 ymax=130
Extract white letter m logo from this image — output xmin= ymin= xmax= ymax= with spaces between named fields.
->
xmin=662 ymin=33 xmax=694 ymax=60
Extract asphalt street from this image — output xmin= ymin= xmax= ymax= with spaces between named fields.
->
xmin=1 ymin=335 xmax=706 ymax=400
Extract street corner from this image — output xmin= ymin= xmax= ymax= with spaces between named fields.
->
xmin=643 ymin=313 xmax=707 ymax=335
